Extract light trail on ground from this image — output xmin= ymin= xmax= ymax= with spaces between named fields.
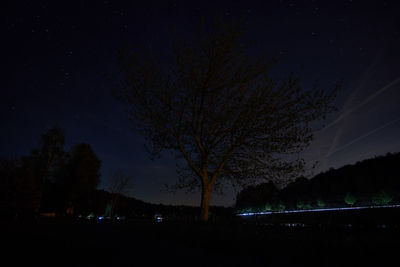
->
xmin=237 ymin=204 xmax=400 ymax=216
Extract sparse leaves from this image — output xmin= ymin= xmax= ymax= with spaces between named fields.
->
xmin=107 ymin=171 xmax=133 ymax=218
xmin=113 ymin=18 xmax=337 ymax=221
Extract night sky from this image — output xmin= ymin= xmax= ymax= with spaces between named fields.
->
xmin=2 ymin=0 xmax=400 ymax=207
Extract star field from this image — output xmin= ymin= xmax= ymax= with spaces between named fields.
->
xmin=2 ymin=0 xmax=400 ymax=206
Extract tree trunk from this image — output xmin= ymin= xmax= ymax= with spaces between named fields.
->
xmin=110 ymin=195 xmax=118 ymax=219
xmin=200 ymin=185 xmax=211 ymax=222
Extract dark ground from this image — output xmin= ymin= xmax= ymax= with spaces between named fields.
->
xmin=2 ymin=217 xmax=399 ymax=267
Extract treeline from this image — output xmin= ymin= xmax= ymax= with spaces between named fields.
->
xmin=236 ymin=152 xmax=400 ymax=212
xmin=0 ymin=125 xmax=233 ymax=221
xmin=98 ymin=190 xmax=234 ymax=221
xmin=0 ymin=125 xmax=101 ymax=219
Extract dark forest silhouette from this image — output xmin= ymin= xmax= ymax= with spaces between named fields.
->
xmin=2 ymin=124 xmax=398 ymax=222
xmin=0 ymin=125 xmax=101 ymax=219
xmin=0 ymin=125 xmax=231 ymax=221
xmin=1 ymin=124 xmax=399 ymax=222
xmin=236 ymin=152 xmax=400 ymax=212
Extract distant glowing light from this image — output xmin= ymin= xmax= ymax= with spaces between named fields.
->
xmin=154 ymin=213 xmax=163 ymax=222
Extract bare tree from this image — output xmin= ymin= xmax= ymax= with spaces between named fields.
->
xmin=106 ymin=171 xmax=132 ymax=219
xmin=113 ymin=18 xmax=337 ymax=221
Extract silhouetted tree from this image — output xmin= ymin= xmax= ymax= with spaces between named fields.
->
xmin=23 ymin=125 xmax=68 ymax=212
xmin=1 ymin=126 xmax=104 ymax=217
xmin=113 ymin=18 xmax=337 ymax=221
xmin=35 ymin=125 xmax=67 ymax=186
xmin=236 ymin=181 xmax=278 ymax=211
xmin=0 ymin=159 xmax=14 ymax=210
xmin=57 ymin=143 xmax=101 ymax=214
xmin=0 ymin=158 xmax=20 ymax=218
xmin=0 ymin=158 xmax=42 ymax=219
xmin=280 ymin=176 xmax=311 ymax=209
xmin=106 ymin=171 xmax=133 ymax=219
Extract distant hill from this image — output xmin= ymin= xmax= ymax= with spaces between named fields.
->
xmin=236 ymin=152 xmax=400 ymax=211
xmin=87 ymin=189 xmax=233 ymax=221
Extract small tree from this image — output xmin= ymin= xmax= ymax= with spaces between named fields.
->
xmin=344 ymin=192 xmax=356 ymax=207
xmin=296 ymin=200 xmax=304 ymax=210
xmin=106 ymin=171 xmax=133 ymax=219
xmin=372 ymin=190 xmax=392 ymax=206
xmin=264 ymin=202 xmax=272 ymax=211
xmin=303 ymin=201 xmax=312 ymax=210
xmin=316 ymin=198 xmax=325 ymax=208
xmin=274 ymin=201 xmax=286 ymax=212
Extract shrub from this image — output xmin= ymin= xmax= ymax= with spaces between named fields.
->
xmin=372 ymin=190 xmax=392 ymax=205
xmin=344 ymin=192 xmax=356 ymax=206
xmin=316 ymin=199 xmax=325 ymax=208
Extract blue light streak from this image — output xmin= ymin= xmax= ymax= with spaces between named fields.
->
xmin=237 ymin=204 xmax=400 ymax=217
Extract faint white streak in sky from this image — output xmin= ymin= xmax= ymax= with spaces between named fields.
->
xmin=319 ymin=76 xmax=400 ymax=162
xmin=325 ymin=50 xmax=382 ymax=157
xmin=322 ymin=77 xmax=400 ymax=132
xmin=326 ymin=117 xmax=400 ymax=158
xmin=325 ymin=123 xmax=343 ymax=161
xmin=341 ymin=49 xmax=382 ymax=112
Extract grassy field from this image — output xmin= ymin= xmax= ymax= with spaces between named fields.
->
xmin=2 ymin=218 xmax=399 ymax=267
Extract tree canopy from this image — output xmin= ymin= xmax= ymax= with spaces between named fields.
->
xmin=0 ymin=126 xmax=102 ymax=218
xmin=113 ymin=18 xmax=337 ymax=221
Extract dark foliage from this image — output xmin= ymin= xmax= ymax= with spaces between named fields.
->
xmin=236 ymin=152 xmax=400 ymax=211
xmin=0 ymin=126 xmax=101 ymax=219
xmin=0 ymin=158 xmax=41 ymax=219
xmin=55 ymin=143 xmax=101 ymax=214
